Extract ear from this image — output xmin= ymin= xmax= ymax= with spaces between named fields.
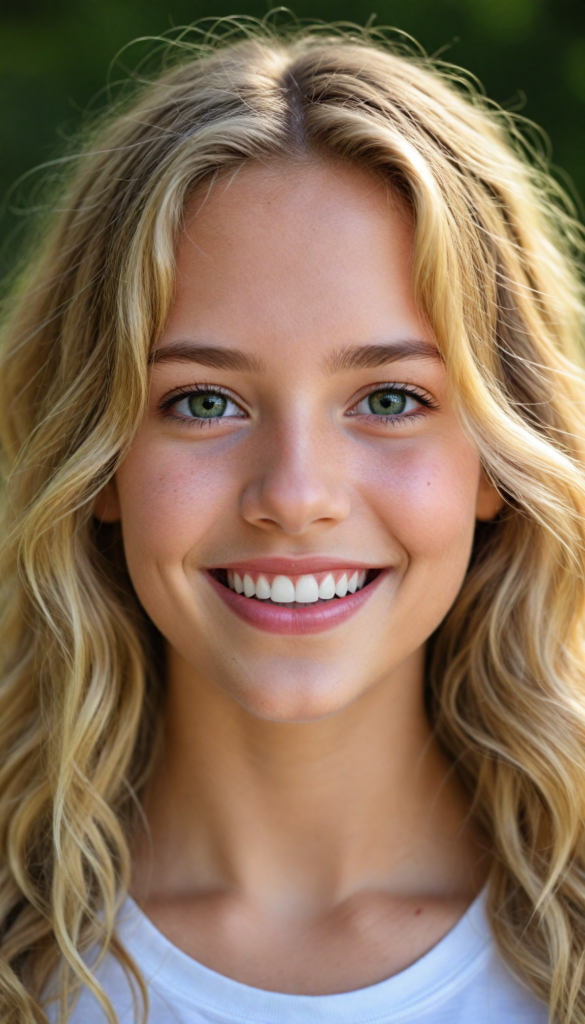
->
xmin=476 ymin=468 xmax=505 ymax=522
xmin=93 ymin=477 xmax=121 ymax=523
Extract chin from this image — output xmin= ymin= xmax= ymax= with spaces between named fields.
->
xmin=227 ymin=663 xmax=361 ymax=723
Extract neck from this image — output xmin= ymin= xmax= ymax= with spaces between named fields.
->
xmin=133 ymin=644 xmax=484 ymax=912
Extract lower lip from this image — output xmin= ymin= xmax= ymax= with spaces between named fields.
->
xmin=205 ymin=571 xmax=387 ymax=635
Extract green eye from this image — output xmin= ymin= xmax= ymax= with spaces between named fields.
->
xmin=367 ymin=390 xmax=408 ymax=415
xmin=168 ymin=388 xmax=243 ymax=422
xmin=187 ymin=392 xmax=228 ymax=418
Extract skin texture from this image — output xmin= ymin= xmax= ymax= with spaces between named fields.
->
xmin=96 ymin=160 xmax=501 ymax=994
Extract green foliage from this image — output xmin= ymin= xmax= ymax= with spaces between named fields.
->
xmin=0 ymin=0 xmax=583 ymax=276
xmin=566 ymin=37 xmax=585 ymax=104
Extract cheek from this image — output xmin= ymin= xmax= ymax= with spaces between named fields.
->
xmin=114 ymin=436 xmax=236 ymax=570
xmin=359 ymin=435 xmax=481 ymax=582
xmin=356 ymin=437 xmax=481 ymax=650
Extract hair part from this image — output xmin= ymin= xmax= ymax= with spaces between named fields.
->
xmin=1 ymin=18 xmax=585 ymax=1023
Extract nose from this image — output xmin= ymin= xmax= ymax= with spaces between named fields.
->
xmin=240 ymin=423 xmax=351 ymax=535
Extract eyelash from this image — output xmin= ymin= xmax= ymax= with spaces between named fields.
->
xmin=158 ymin=382 xmax=438 ymax=426
xmin=159 ymin=385 xmax=242 ymax=428
xmin=350 ymin=383 xmax=438 ymax=423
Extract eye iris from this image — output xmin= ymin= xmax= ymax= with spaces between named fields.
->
xmin=368 ymin=390 xmax=407 ymax=415
xmin=188 ymin=393 xmax=227 ymax=418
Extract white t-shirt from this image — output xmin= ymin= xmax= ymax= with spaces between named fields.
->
xmin=63 ymin=889 xmax=548 ymax=1023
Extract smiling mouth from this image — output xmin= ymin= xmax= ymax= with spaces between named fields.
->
xmin=209 ymin=568 xmax=381 ymax=607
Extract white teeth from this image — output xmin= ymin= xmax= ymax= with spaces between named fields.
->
xmin=227 ymin=569 xmax=371 ymax=601
xmin=318 ymin=573 xmax=336 ymax=600
xmin=295 ymin=575 xmax=319 ymax=603
xmin=256 ymin=575 xmax=271 ymax=600
xmin=347 ymin=571 xmax=359 ymax=593
xmin=270 ymin=575 xmax=295 ymax=603
xmin=335 ymin=574 xmax=348 ymax=597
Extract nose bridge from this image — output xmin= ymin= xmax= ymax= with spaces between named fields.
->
xmin=240 ymin=407 xmax=350 ymax=534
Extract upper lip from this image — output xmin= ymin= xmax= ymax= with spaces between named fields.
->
xmin=206 ymin=556 xmax=380 ymax=575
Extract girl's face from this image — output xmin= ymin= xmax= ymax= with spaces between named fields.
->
xmin=98 ymin=161 xmax=499 ymax=722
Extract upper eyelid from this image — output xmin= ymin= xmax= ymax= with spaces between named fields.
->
xmin=158 ymin=383 xmax=247 ymax=414
xmin=348 ymin=382 xmax=438 ymax=411
xmin=157 ymin=381 xmax=438 ymax=416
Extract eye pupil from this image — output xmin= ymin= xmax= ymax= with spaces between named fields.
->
xmin=188 ymin=392 xmax=227 ymax=418
xmin=368 ymin=390 xmax=407 ymax=415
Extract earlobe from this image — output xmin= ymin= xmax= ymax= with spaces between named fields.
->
xmin=476 ymin=470 xmax=505 ymax=522
xmin=93 ymin=478 xmax=121 ymax=523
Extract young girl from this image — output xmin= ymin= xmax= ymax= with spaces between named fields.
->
xmin=1 ymin=20 xmax=584 ymax=1024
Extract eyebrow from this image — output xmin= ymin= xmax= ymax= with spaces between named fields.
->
xmin=325 ymin=340 xmax=442 ymax=372
xmin=150 ymin=342 xmax=263 ymax=372
xmin=150 ymin=338 xmax=442 ymax=373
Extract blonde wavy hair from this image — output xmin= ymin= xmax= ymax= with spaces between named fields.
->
xmin=1 ymin=16 xmax=585 ymax=1024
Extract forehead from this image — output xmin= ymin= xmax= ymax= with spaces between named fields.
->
xmin=160 ymin=160 xmax=435 ymax=369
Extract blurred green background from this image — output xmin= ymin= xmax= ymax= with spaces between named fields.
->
xmin=0 ymin=0 xmax=584 ymax=275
